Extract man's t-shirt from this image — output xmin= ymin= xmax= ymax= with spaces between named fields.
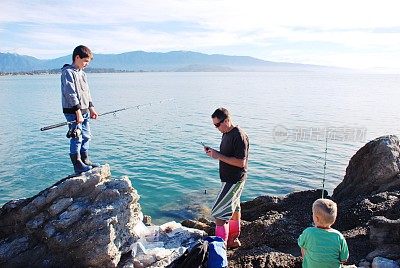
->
xmin=298 ymin=227 xmax=349 ymax=268
xmin=219 ymin=126 xmax=249 ymax=183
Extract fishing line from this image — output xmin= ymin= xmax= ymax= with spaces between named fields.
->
xmin=172 ymin=98 xmax=184 ymax=136
xmin=322 ymin=137 xmax=328 ymax=198
xmin=160 ymin=99 xmax=212 ymax=216
xmin=279 ymin=138 xmax=328 ymax=191
xmin=40 ymin=98 xmax=175 ymax=131
xmin=171 ymin=101 xmax=214 ymax=201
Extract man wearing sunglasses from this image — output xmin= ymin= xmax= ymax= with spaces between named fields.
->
xmin=204 ymin=107 xmax=249 ymax=249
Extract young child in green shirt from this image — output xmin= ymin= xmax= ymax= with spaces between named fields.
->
xmin=298 ymin=198 xmax=349 ymax=268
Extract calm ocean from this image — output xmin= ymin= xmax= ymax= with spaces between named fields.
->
xmin=1 ymin=71 xmax=399 ymax=223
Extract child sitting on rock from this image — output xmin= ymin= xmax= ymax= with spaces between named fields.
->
xmin=298 ymin=198 xmax=349 ymax=268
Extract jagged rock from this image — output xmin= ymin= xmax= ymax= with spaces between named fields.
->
xmin=366 ymin=244 xmax=400 ymax=262
xmin=358 ymin=260 xmax=371 ymax=268
xmin=333 ymin=135 xmax=400 ymax=202
xmin=0 ymin=165 xmax=141 ymax=267
xmin=240 ymin=190 xmax=324 ymax=253
xmin=334 ymin=191 xmax=400 ymax=231
xmin=181 ymin=219 xmax=214 ymax=235
xmin=341 ymin=227 xmax=375 ymax=265
xmin=331 ymin=135 xmax=400 ymax=266
xmin=369 ymin=216 xmax=400 ymax=246
xmin=328 ymin=135 xmax=400 ymax=267
xmin=143 ymin=215 xmax=152 ymax=226
xmin=228 ymin=245 xmax=302 ymax=268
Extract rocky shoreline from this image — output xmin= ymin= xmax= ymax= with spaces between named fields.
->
xmin=1 ymin=135 xmax=400 ymax=267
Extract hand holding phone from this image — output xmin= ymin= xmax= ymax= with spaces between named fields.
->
xmin=201 ymin=142 xmax=210 ymax=152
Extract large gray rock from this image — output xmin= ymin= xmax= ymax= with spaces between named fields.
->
xmin=369 ymin=216 xmax=400 ymax=246
xmin=333 ymin=135 xmax=400 ymax=202
xmin=0 ymin=164 xmax=141 ymax=267
xmin=334 ymin=191 xmax=400 ymax=230
xmin=330 ymin=135 xmax=400 ymax=266
xmin=366 ymin=244 xmax=400 ymax=262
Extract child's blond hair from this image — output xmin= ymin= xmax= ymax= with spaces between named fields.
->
xmin=312 ymin=198 xmax=337 ymax=226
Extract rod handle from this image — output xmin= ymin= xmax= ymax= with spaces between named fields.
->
xmin=40 ymin=121 xmax=69 ymax=131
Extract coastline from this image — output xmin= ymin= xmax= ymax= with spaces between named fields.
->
xmin=1 ymin=135 xmax=400 ymax=267
xmin=0 ymin=68 xmax=146 ymax=76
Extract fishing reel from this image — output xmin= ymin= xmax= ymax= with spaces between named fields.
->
xmin=66 ymin=125 xmax=82 ymax=139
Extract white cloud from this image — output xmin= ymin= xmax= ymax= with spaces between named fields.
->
xmin=3 ymin=0 xmax=399 ymax=28
xmin=1 ymin=0 xmax=400 ymax=69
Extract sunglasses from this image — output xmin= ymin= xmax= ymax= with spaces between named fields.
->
xmin=214 ymin=117 xmax=226 ymax=128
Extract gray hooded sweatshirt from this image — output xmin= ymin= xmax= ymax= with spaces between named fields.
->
xmin=61 ymin=64 xmax=93 ymax=114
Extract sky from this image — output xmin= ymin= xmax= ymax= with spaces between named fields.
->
xmin=1 ymin=0 xmax=400 ymax=71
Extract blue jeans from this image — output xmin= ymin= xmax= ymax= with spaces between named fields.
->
xmin=64 ymin=112 xmax=91 ymax=155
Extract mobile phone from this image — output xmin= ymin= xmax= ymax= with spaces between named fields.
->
xmin=201 ymin=142 xmax=210 ymax=151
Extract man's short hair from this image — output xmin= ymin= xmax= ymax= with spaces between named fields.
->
xmin=72 ymin=45 xmax=93 ymax=62
xmin=211 ymin=107 xmax=231 ymax=121
xmin=312 ymin=198 xmax=337 ymax=226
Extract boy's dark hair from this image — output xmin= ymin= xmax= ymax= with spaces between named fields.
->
xmin=211 ymin=107 xmax=231 ymax=121
xmin=72 ymin=45 xmax=93 ymax=61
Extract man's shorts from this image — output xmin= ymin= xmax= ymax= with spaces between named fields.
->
xmin=211 ymin=180 xmax=246 ymax=221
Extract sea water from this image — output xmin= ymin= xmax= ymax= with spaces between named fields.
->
xmin=0 ymin=71 xmax=399 ymax=224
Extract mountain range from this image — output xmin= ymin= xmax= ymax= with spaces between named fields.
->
xmin=0 ymin=50 xmax=338 ymax=73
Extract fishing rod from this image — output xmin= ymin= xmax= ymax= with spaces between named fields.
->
xmin=40 ymin=98 xmax=175 ymax=131
xmin=277 ymin=138 xmax=329 ymax=194
xmin=321 ymin=137 xmax=328 ymax=199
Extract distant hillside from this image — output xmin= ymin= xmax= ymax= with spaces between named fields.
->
xmin=0 ymin=53 xmax=42 ymax=72
xmin=0 ymin=51 xmax=338 ymax=73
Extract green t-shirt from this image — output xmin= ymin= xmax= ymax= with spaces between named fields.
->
xmin=298 ymin=227 xmax=349 ymax=268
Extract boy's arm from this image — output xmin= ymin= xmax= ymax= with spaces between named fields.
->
xmin=339 ymin=235 xmax=349 ymax=263
xmin=75 ymin=109 xmax=84 ymax=124
xmin=301 ymin=247 xmax=306 ymax=257
xmin=89 ymin=106 xmax=98 ymax=119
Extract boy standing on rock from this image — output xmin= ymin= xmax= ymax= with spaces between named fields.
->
xmin=204 ymin=107 xmax=249 ymax=249
xmin=61 ymin=45 xmax=99 ymax=174
xmin=298 ymin=198 xmax=349 ymax=268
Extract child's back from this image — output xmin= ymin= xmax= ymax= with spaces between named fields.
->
xmin=298 ymin=199 xmax=349 ymax=268
xmin=298 ymin=226 xmax=348 ymax=268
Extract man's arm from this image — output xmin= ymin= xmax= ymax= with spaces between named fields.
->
xmin=206 ymin=149 xmax=247 ymax=168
